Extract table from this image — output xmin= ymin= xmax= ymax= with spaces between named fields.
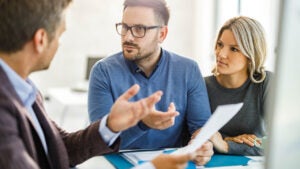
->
xmin=75 ymin=154 xmax=264 ymax=169
xmin=47 ymin=87 xmax=89 ymax=129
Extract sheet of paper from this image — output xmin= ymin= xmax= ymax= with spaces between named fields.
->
xmin=172 ymin=102 xmax=243 ymax=155
xmin=122 ymin=150 xmax=164 ymax=165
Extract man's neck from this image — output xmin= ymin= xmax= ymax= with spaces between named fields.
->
xmin=135 ymin=48 xmax=161 ymax=77
xmin=0 ymin=53 xmax=30 ymax=80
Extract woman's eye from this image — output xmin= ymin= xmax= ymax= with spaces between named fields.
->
xmin=217 ymin=42 xmax=223 ymax=48
xmin=231 ymin=47 xmax=239 ymax=52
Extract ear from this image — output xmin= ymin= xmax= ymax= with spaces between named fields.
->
xmin=33 ymin=29 xmax=48 ymax=53
xmin=158 ymin=26 xmax=168 ymax=43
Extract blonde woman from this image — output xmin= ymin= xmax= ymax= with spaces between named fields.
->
xmin=205 ymin=16 xmax=272 ymax=156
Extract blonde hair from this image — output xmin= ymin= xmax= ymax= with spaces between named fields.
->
xmin=213 ymin=16 xmax=267 ymax=83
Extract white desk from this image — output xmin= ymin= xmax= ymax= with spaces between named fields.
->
xmin=75 ymin=156 xmax=115 ymax=169
xmin=75 ymin=155 xmax=264 ymax=169
xmin=48 ymin=87 xmax=87 ymax=106
xmin=47 ymin=87 xmax=89 ymax=130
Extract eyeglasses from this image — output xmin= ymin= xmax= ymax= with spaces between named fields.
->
xmin=116 ymin=23 xmax=162 ymax=38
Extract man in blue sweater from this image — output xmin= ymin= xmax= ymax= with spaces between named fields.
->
xmin=88 ymin=0 xmax=212 ymax=165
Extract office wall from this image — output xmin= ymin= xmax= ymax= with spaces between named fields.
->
xmin=30 ymin=0 xmax=278 ymax=95
xmin=30 ymin=0 xmax=216 ymax=94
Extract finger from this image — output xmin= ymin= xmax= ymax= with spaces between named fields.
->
xmin=244 ymin=139 xmax=255 ymax=146
xmin=119 ymin=84 xmax=140 ymax=101
xmin=233 ymin=137 xmax=244 ymax=143
xmin=204 ymin=141 xmax=214 ymax=150
xmin=195 ymin=142 xmax=214 ymax=156
xmin=145 ymin=91 xmax=163 ymax=107
xmin=158 ymin=111 xmax=179 ymax=120
xmin=137 ymin=91 xmax=163 ymax=119
xmin=194 ymin=156 xmax=211 ymax=166
xmin=159 ymin=118 xmax=175 ymax=129
xmin=244 ymin=136 xmax=255 ymax=146
xmin=255 ymin=138 xmax=262 ymax=145
xmin=249 ymin=134 xmax=257 ymax=139
xmin=168 ymin=102 xmax=176 ymax=112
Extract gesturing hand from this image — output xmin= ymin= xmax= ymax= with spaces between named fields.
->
xmin=141 ymin=102 xmax=179 ymax=130
xmin=107 ymin=84 xmax=163 ymax=132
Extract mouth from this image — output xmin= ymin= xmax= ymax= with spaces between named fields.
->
xmin=123 ymin=44 xmax=139 ymax=54
xmin=217 ymin=60 xmax=227 ymax=67
xmin=123 ymin=44 xmax=136 ymax=49
xmin=123 ymin=41 xmax=138 ymax=50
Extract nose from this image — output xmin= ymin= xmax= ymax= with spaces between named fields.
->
xmin=218 ymin=48 xmax=228 ymax=59
xmin=123 ymin=29 xmax=135 ymax=41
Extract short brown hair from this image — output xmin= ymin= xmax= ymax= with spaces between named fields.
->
xmin=0 ymin=0 xmax=72 ymax=53
xmin=123 ymin=0 xmax=170 ymax=26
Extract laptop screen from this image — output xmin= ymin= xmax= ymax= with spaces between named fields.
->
xmin=85 ymin=56 xmax=103 ymax=80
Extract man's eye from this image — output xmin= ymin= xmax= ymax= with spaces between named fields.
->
xmin=134 ymin=26 xmax=144 ymax=32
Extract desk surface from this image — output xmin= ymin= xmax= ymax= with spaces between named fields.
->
xmin=75 ymin=155 xmax=264 ymax=169
xmin=48 ymin=87 xmax=87 ymax=106
xmin=76 ymin=156 xmax=115 ymax=169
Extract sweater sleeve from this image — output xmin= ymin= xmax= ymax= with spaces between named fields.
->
xmin=226 ymin=140 xmax=264 ymax=156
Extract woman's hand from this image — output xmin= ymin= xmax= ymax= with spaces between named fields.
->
xmin=210 ymin=132 xmax=229 ymax=153
xmin=224 ymin=134 xmax=261 ymax=147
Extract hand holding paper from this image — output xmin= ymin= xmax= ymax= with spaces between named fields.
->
xmin=120 ymin=103 xmax=243 ymax=168
xmin=172 ymin=103 xmax=243 ymax=155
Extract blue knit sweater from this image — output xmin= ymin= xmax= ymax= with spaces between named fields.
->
xmin=88 ymin=49 xmax=211 ymax=149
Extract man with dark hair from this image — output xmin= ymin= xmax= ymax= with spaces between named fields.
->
xmin=88 ymin=0 xmax=213 ymax=165
xmin=0 ymin=0 xmax=199 ymax=169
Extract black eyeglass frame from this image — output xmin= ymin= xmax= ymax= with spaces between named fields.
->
xmin=115 ymin=23 xmax=162 ymax=38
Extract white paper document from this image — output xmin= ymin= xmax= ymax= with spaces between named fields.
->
xmin=122 ymin=150 xmax=165 ymax=165
xmin=172 ymin=102 xmax=243 ymax=155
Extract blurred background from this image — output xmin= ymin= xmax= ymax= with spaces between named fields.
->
xmin=30 ymin=0 xmax=279 ymax=93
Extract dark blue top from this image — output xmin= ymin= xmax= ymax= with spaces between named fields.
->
xmin=88 ymin=49 xmax=211 ymax=149
xmin=205 ymin=71 xmax=272 ymax=155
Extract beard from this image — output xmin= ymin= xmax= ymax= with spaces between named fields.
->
xmin=122 ymin=41 xmax=153 ymax=62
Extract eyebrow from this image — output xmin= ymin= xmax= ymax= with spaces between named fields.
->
xmin=218 ymin=40 xmax=239 ymax=47
xmin=122 ymin=22 xmax=146 ymax=27
xmin=230 ymin=45 xmax=239 ymax=48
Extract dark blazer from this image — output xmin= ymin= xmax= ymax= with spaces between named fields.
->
xmin=0 ymin=66 xmax=120 ymax=169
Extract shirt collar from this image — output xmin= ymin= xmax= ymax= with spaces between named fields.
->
xmin=0 ymin=59 xmax=37 ymax=107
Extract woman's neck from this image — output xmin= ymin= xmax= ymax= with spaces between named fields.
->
xmin=216 ymin=72 xmax=248 ymax=88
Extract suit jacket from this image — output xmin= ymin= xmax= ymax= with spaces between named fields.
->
xmin=0 ymin=66 xmax=120 ymax=169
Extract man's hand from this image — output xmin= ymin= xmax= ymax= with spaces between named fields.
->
xmin=152 ymin=153 xmax=195 ymax=169
xmin=141 ymin=102 xmax=179 ymax=130
xmin=107 ymin=84 xmax=163 ymax=132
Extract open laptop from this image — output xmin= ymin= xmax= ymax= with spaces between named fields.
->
xmin=71 ymin=56 xmax=103 ymax=92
